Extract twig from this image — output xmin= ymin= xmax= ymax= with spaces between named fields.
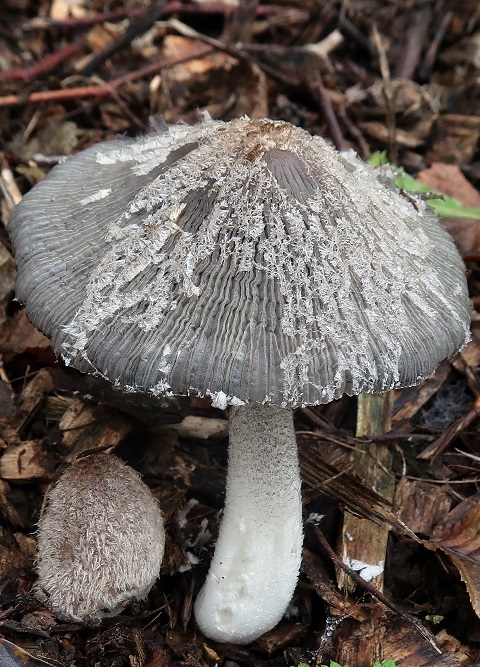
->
xmin=21 ymin=3 xmax=296 ymax=31
xmin=417 ymin=394 xmax=480 ymax=461
xmin=313 ymin=526 xmax=442 ymax=653
xmin=166 ymin=17 xmax=298 ymax=86
xmin=0 ymin=35 xmax=86 ymax=82
xmin=418 ymin=10 xmax=453 ymax=80
xmin=337 ymin=12 xmax=370 ymax=51
xmin=0 ymin=46 xmax=214 ymax=107
xmin=393 ymin=7 xmax=432 ymax=80
xmin=0 ymin=156 xmax=22 ymax=219
xmin=22 ymin=7 xmax=144 ymax=30
xmin=0 ymin=355 xmax=15 ymax=399
xmin=336 ymin=106 xmax=370 ymax=158
xmin=371 ymin=24 xmax=397 ymax=163
xmin=404 ymin=475 xmax=480 ymax=484
xmin=110 ymin=88 xmax=147 ymax=131
xmin=80 ymin=0 xmax=167 ymax=76
xmin=302 ymin=60 xmax=348 ymax=151
xmin=223 ymin=0 xmax=259 ymax=43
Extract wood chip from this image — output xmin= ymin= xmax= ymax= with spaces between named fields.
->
xmin=394 ymin=477 xmax=452 ymax=535
xmin=172 ymin=416 xmax=228 ymax=440
xmin=10 ymin=369 xmax=54 ymax=433
xmin=0 ymin=244 xmax=16 ymax=331
xmin=0 ymin=479 xmax=25 ymax=526
xmin=383 ymin=617 xmax=460 ymax=667
xmin=0 ymin=440 xmax=54 ymax=481
xmin=59 ymin=398 xmax=133 ymax=460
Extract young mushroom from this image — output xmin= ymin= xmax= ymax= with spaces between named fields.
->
xmin=10 ymin=117 xmax=470 ymax=643
xmin=36 ymin=453 xmax=165 ymax=622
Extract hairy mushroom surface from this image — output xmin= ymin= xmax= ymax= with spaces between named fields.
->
xmin=10 ymin=116 xmax=470 ymax=643
xmin=36 ymin=453 xmax=165 ymax=622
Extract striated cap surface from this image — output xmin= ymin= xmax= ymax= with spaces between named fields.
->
xmin=10 ymin=117 xmax=470 ymax=407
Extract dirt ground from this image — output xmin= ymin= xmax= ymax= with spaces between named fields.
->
xmin=0 ymin=1 xmax=479 ymax=666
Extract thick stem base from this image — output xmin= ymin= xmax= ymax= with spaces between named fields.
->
xmin=194 ymin=403 xmax=303 ymax=644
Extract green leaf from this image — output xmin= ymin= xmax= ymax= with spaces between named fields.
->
xmin=367 ymin=155 xmax=480 ymax=222
xmin=425 ymin=614 xmax=444 ymax=625
xmin=394 ymin=171 xmax=430 ymax=193
xmin=428 ymin=197 xmax=480 ymax=221
xmin=368 ymin=151 xmax=389 ymax=167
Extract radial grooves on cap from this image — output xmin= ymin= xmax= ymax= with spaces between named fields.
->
xmin=9 ymin=118 xmax=470 ymax=407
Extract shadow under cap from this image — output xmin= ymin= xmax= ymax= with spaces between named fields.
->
xmin=9 ymin=117 xmax=471 ymax=408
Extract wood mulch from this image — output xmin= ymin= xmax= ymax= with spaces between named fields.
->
xmin=0 ymin=1 xmax=479 ymax=665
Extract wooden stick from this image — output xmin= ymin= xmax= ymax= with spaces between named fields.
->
xmin=0 ymin=46 xmax=214 ymax=108
xmin=335 ymin=391 xmax=396 ymax=665
xmin=338 ymin=392 xmax=395 ymax=593
xmin=0 ymin=35 xmax=86 ymax=82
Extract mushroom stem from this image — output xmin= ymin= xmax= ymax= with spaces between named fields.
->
xmin=194 ymin=403 xmax=303 ymax=644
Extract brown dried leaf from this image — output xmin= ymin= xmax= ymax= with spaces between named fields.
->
xmin=359 ymin=121 xmax=424 ymax=147
xmin=0 ymin=639 xmax=54 ymax=667
xmin=426 ymin=115 xmax=480 ymax=166
xmin=159 ymin=36 xmax=267 ymax=120
xmin=418 ymin=163 xmax=480 ymax=208
xmin=301 ymin=548 xmax=370 ymax=621
xmin=86 ymin=22 xmax=124 ymax=54
xmin=146 ymin=647 xmax=174 ymax=667
xmin=432 ymin=492 xmax=480 ymax=557
xmin=417 ymin=162 xmax=480 ymax=253
xmin=0 ymin=310 xmax=54 ymax=362
xmin=432 ymin=493 xmax=480 ymax=617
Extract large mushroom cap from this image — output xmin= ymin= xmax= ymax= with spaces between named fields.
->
xmin=10 ymin=117 xmax=470 ymax=407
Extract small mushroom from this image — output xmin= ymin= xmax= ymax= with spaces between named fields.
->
xmin=10 ymin=117 xmax=470 ymax=642
xmin=36 ymin=453 xmax=165 ymax=622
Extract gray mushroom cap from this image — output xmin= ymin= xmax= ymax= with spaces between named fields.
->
xmin=10 ymin=117 xmax=470 ymax=408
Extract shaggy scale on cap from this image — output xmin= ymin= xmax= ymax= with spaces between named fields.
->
xmin=12 ymin=117 xmax=470 ymax=644
xmin=9 ymin=117 xmax=470 ymax=408
xmin=36 ymin=454 xmax=165 ymax=622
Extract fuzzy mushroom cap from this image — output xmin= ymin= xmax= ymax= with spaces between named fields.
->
xmin=10 ymin=117 xmax=470 ymax=407
xmin=36 ymin=454 xmax=165 ymax=622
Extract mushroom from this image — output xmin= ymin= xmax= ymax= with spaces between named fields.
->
xmin=10 ymin=117 xmax=470 ymax=643
xmin=36 ymin=453 xmax=165 ymax=622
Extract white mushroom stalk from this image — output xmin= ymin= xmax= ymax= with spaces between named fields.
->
xmin=194 ymin=404 xmax=303 ymax=644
